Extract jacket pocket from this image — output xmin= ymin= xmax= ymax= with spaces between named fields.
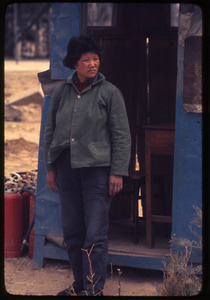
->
xmin=88 ymin=142 xmax=111 ymax=164
xmin=88 ymin=142 xmax=109 ymax=153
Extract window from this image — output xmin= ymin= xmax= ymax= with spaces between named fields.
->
xmin=170 ymin=3 xmax=180 ymax=27
xmin=87 ymin=3 xmax=116 ymax=27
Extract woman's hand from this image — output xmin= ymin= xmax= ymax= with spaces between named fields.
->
xmin=46 ymin=170 xmax=58 ymax=193
xmin=109 ymin=175 xmax=123 ymax=196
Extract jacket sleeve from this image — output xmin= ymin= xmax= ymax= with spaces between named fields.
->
xmin=108 ymin=87 xmax=131 ymax=176
xmin=44 ymin=84 xmax=63 ymax=171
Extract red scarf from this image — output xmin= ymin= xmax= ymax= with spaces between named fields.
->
xmin=74 ymin=73 xmax=96 ymax=92
xmin=75 ymin=80 xmax=90 ymax=93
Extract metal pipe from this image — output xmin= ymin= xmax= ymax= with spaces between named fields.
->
xmin=20 ymin=188 xmax=36 ymax=253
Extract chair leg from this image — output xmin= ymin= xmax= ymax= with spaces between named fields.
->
xmin=133 ymin=180 xmax=140 ymax=243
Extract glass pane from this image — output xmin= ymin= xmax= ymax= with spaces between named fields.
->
xmin=87 ymin=3 xmax=113 ymax=26
xmin=171 ymin=3 xmax=180 ymax=27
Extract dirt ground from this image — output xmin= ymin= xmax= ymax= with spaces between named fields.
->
xmin=4 ymin=256 xmax=163 ymax=296
xmin=4 ymin=59 xmax=163 ymax=296
xmin=4 ymin=59 xmax=49 ymax=176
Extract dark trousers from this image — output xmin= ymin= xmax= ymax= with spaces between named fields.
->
xmin=56 ymin=149 xmax=112 ymax=293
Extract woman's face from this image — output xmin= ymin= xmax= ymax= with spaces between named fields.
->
xmin=75 ymin=52 xmax=100 ymax=83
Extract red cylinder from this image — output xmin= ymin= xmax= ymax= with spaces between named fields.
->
xmin=4 ymin=193 xmax=23 ymax=258
xmin=29 ymin=195 xmax=35 ymax=258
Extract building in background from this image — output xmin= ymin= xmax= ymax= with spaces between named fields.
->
xmin=4 ymin=3 xmax=51 ymax=59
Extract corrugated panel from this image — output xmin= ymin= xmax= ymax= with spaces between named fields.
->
xmin=50 ymin=3 xmax=81 ymax=79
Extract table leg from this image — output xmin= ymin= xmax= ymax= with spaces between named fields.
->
xmin=145 ymin=132 xmax=154 ymax=248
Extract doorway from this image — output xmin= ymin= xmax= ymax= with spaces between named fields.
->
xmin=87 ymin=3 xmax=178 ymax=247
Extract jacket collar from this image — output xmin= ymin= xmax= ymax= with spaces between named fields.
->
xmin=66 ymin=72 xmax=105 ymax=86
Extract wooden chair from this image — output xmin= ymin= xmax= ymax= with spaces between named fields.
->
xmin=110 ymin=171 xmax=145 ymax=243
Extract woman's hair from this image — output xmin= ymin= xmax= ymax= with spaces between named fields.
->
xmin=63 ymin=35 xmax=101 ymax=69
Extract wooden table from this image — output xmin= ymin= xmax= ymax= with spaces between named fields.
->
xmin=144 ymin=124 xmax=175 ymax=248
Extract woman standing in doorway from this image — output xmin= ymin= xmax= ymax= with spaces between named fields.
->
xmin=44 ymin=35 xmax=131 ymax=296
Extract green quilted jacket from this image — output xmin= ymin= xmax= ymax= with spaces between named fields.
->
xmin=44 ymin=72 xmax=131 ymax=176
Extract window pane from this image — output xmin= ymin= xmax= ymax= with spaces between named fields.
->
xmin=171 ymin=3 xmax=180 ymax=27
xmin=87 ymin=3 xmax=113 ymax=26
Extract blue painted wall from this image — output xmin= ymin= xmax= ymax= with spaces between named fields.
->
xmin=50 ymin=3 xmax=81 ymax=79
xmin=34 ymin=96 xmax=63 ymax=237
xmin=34 ymin=3 xmax=82 ymax=266
xmin=35 ymin=2 xmax=81 ymax=237
xmin=171 ymin=44 xmax=202 ymax=263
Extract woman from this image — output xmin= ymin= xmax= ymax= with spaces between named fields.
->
xmin=44 ymin=35 xmax=131 ymax=296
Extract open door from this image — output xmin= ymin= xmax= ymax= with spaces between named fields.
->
xmin=88 ymin=3 xmax=178 ymax=248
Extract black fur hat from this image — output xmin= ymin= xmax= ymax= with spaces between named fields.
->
xmin=63 ymin=35 xmax=101 ymax=69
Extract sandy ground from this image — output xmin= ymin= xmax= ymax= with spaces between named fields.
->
xmin=4 ymin=256 xmax=162 ymax=296
xmin=4 ymin=59 xmax=49 ymax=176
xmin=4 ymin=59 xmax=163 ymax=296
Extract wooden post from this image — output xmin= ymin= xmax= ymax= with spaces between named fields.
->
xmin=145 ymin=129 xmax=153 ymax=247
xmin=13 ymin=3 xmax=19 ymax=63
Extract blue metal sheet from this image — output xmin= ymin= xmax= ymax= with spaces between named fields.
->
xmin=34 ymin=96 xmax=62 ymax=238
xmin=50 ymin=3 xmax=81 ymax=80
xmin=108 ymin=253 xmax=168 ymax=270
xmin=43 ymin=244 xmax=69 ymax=261
xmin=33 ymin=3 xmax=82 ymax=268
xmin=171 ymin=43 xmax=202 ymax=263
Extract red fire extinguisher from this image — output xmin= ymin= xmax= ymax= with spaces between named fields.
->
xmin=4 ymin=192 xmax=23 ymax=258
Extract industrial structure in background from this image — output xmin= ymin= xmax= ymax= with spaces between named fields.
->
xmin=4 ymin=3 xmax=115 ymax=61
xmin=5 ymin=3 xmax=51 ymax=60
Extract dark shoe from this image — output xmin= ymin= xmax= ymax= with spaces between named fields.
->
xmin=57 ymin=285 xmax=76 ymax=296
